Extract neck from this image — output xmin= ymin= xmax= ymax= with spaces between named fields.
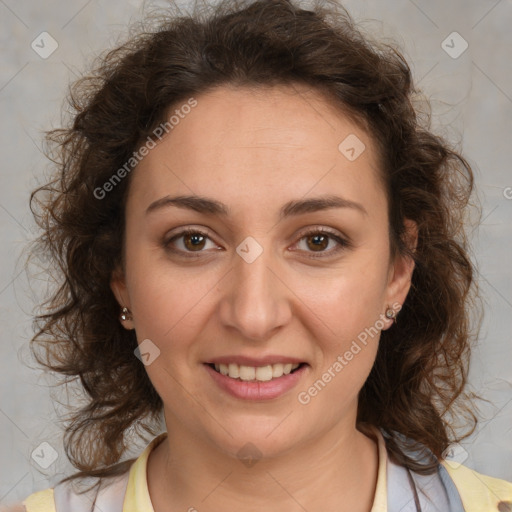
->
xmin=147 ymin=418 xmax=379 ymax=512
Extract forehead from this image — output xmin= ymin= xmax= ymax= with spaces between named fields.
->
xmin=128 ymin=83 xmax=386 ymax=221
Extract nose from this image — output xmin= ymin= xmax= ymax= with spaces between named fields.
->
xmin=217 ymin=241 xmax=293 ymax=341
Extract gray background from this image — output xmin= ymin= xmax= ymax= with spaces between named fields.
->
xmin=1 ymin=0 xmax=511 ymax=506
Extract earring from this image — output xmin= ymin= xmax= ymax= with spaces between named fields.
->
xmin=385 ymin=307 xmax=397 ymax=323
xmin=120 ymin=307 xmax=133 ymax=322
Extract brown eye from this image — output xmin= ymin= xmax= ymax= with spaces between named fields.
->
xmin=182 ymin=232 xmax=207 ymax=251
xmin=292 ymin=228 xmax=350 ymax=259
xmin=163 ymin=228 xmax=218 ymax=256
xmin=305 ymin=233 xmax=330 ymax=252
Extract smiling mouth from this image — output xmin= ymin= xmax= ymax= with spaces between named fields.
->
xmin=207 ymin=362 xmax=306 ymax=382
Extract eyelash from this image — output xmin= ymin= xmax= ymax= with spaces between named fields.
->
xmin=163 ymin=227 xmax=351 ymax=259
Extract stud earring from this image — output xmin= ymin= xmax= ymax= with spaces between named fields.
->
xmin=385 ymin=307 xmax=397 ymax=323
xmin=120 ymin=307 xmax=133 ymax=322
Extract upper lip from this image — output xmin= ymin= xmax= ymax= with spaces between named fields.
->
xmin=206 ymin=355 xmax=306 ymax=366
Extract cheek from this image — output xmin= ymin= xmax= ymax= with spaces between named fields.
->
xmin=128 ymin=270 xmax=215 ymax=340
xmin=123 ymin=239 xmax=221 ymax=354
xmin=292 ymin=259 xmax=389 ymax=406
xmin=309 ymin=282 xmax=383 ymax=382
xmin=298 ymin=257 xmax=389 ymax=343
xmin=295 ymin=276 xmax=385 ymax=416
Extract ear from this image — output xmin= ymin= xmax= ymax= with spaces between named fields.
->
xmin=110 ymin=266 xmax=134 ymax=330
xmin=383 ymin=218 xmax=417 ymax=328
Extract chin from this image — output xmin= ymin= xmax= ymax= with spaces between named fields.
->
xmin=202 ymin=415 xmax=307 ymax=461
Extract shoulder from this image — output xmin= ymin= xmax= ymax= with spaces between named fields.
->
xmin=0 ymin=504 xmax=30 ymax=512
xmin=9 ymin=433 xmax=166 ymax=512
xmin=13 ymin=470 xmax=130 ymax=512
xmin=440 ymin=460 xmax=512 ymax=511
xmin=375 ymin=425 xmax=512 ymax=511
xmin=0 ymin=488 xmax=56 ymax=512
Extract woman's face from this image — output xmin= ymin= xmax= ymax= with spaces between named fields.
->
xmin=112 ymin=83 xmax=414 ymax=459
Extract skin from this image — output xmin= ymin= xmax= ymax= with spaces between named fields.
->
xmin=111 ymin=83 xmax=416 ymax=512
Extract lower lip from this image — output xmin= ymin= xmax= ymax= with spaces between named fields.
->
xmin=204 ymin=363 xmax=308 ymax=401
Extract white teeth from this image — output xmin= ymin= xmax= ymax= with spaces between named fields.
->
xmin=239 ymin=365 xmax=256 ymax=381
xmin=272 ymin=363 xmax=284 ymax=378
xmin=255 ymin=365 xmax=273 ymax=381
xmin=228 ymin=363 xmax=239 ymax=378
xmin=214 ymin=362 xmax=301 ymax=381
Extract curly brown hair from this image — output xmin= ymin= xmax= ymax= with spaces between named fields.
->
xmin=28 ymin=0 xmax=481 ymax=488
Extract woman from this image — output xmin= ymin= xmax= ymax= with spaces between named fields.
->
xmin=9 ymin=0 xmax=512 ymax=510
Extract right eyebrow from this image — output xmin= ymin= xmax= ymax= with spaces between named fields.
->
xmin=146 ymin=195 xmax=229 ymax=216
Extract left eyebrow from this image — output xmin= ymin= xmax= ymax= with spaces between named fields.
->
xmin=145 ymin=194 xmax=368 ymax=218
xmin=280 ymin=195 xmax=368 ymax=218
